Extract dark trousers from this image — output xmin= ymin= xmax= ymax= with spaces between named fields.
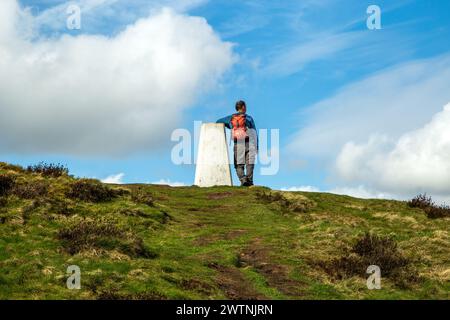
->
xmin=233 ymin=138 xmax=256 ymax=185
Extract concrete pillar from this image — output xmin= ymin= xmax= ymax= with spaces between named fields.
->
xmin=194 ymin=123 xmax=233 ymax=187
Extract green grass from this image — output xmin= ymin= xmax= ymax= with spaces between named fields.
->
xmin=0 ymin=162 xmax=449 ymax=300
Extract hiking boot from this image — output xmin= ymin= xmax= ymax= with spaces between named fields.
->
xmin=240 ymin=178 xmax=250 ymax=187
xmin=242 ymin=181 xmax=251 ymax=187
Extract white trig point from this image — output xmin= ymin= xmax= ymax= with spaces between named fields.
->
xmin=194 ymin=123 xmax=233 ymax=187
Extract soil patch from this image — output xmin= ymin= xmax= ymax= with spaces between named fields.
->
xmin=208 ymin=262 xmax=266 ymax=300
xmin=237 ymin=240 xmax=304 ymax=297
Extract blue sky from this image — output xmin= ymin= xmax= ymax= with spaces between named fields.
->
xmin=2 ymin=0 xmax=450 ymax=200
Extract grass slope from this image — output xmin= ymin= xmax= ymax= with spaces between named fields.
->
xmin=0 ymin=162 xmax=449 ymax=300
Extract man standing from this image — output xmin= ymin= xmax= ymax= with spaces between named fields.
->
xmin=216 ymin=100 xmax=258 ymax=186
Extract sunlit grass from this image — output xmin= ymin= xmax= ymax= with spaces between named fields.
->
xmin=0 ymin=162 xmax=448 ymax=299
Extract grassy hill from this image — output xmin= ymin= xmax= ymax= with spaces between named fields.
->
xmin=0 ymin=162 xmax=448 ymax=300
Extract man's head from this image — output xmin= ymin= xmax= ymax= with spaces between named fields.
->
xmin=235 ymin=100 xmax=247 ymax=113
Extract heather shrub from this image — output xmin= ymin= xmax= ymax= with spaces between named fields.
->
xmin=408 ymin=194 xmax=450 ymax=219
xmin=424 ymin=205 xmax=450 ymax=219
xmin=67 ymin=179 xmax=117 ymax=202
xmin=319 ymin=233 xmax=418 ymax=287
xmin=12 ymin=180 xmax=48 ymax=199
xmin=0 ymin=174 xmax=15 ymax=196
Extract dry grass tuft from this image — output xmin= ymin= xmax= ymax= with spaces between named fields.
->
xmin=57 ymin=219 xmax=157 ymax=258
xmin=0 ymin=197 xmax=7 ymax=207
xmin=0 ymin=162 xmax=26 ymax=173
xmin=256 ymin=190 xmax=315 ymax=213
xmin=47 ymin=197 xmax=77 ymax=216
xmin=131 ymin=187 xmax=154 ymax=207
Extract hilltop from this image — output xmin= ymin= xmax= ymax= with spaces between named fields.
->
xmin=0 ymin=162 xmax=448 ymax=299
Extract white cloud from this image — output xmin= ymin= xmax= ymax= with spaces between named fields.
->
xmin=0 ymin=0 xmax=235 ymax=155
xmin=152 ymin=179 xmax=185 ymax=187
xmin=288 ymin=54 xmax=450 ymax=159
xmin=32 ymin=0 xmax=209 ymax=35
xmin=33 ymin=0 xmax=118 ymax=32
xmin=101 ymin=172 xmax=125 ymax=184
xmin=280 ymin=185 xmax=396 ymax=200
xmin=336 ymin=102 xmax=450 ymax=197
xmin=287 ymin=53 xmax=450 ymax=201
xmin=281 ymin=185 xmax=320 ymax=192
xmin=264 ymin=31 xmax=363 ymax=76
xmin=327 ymin=186 xmax=397 ymax=200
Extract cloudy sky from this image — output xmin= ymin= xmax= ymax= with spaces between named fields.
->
xmin=2 ymin=0 xmax=450 ymax=202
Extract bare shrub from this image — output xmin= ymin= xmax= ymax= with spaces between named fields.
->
xmin=407 ymin=194 xmax=433 ymax=209
xmin=408 ymin=194 xmax=450 ymax=219
xmin=26 ymin=162 xmax=69 ymax=178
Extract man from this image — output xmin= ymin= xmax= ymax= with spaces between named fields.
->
xmin=216 ymin=100 xmax=258 ymax=186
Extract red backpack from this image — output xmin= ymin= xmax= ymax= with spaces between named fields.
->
xmin=231 ymin=113 xmax=248 ymax=140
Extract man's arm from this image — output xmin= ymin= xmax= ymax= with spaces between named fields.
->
xmin=216 ymin=115 xmax=233 ymax=129
xmin=247 ymin=115 xmax=259 ymax=150
xmin=247 ymin=115 xmax=256 ymax=130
